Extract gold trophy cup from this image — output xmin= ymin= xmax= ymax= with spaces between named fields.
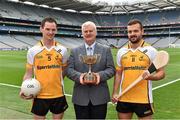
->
xmin=79 ymin=54 xmax=101 ymax=84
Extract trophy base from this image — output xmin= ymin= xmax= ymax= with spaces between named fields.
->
xmin=83 ymin=73 xmax=97 ymax=84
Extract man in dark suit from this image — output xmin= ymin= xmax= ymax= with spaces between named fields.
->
xmin=66 ymin=21 xmax=115 ymax=119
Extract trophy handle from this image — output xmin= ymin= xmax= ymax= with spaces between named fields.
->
xmin=96 ymin=54 xmax=101 ymax=63
xmin=79 ymin=54 xmax=85 ymax=63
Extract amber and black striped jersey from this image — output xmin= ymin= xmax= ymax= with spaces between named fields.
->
xmin=116 ymin=40 xmax=157 ymax=103
xmin=26 ymin=40 xmax=68 ymax=99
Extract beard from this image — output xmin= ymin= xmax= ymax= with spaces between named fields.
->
xmin=129 ymin=35 xmax=142 ymax=44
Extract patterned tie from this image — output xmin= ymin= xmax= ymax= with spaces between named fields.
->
xmin=87 ymin=47 xmax=93 ymax=55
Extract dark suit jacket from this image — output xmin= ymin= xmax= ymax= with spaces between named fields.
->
xmin=67 ymin=42 xmax=115 ymax=106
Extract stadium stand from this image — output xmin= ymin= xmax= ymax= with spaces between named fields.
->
xmin=0 ymin=0 xmax=179 ymax=49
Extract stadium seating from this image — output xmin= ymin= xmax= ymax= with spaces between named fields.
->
xmin=0 ymin=0 xmax=179 ymax=49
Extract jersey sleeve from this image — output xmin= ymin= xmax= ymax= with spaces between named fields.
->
xmin=116 ymin=49 xmax=123 ymax=71
xmin=150 ymin=47 xmax=158 ymax=62
xmin=146 ymin=46 xmax=158 ymax=62
xmin=27 ymin=49 xmax=33 ymax=65
xmin=59 ymin=46 xmax=69 ymax=67
xmin=62 ymin=48 xmax=69 ymax=65
xmin=25 ymin=49 xmax=34 ymax=69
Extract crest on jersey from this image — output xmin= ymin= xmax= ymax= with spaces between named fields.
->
xmin=57 ymin=49 xmax=62 ymax=53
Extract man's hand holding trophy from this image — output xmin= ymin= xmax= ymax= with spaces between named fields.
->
xmin=79 ymin=54 xmax=101 ymax=85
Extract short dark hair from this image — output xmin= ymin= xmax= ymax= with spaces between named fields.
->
xmin=41 ymin=17 xmax=57 ymax=28
xmin=128 ymin=19 xmax=143 ymax=30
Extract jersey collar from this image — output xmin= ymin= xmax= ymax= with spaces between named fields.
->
xmin=128 ymin=39 xmax=145 ymax=49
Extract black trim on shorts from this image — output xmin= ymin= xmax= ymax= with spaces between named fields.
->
xmin=116 ymin=101 xmax=154 ymax=117
xmin=31 ymin=96 xmax=68 ymax=116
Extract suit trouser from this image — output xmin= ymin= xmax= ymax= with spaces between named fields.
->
xmin=74 ymin=101 xmax=107 ymax=119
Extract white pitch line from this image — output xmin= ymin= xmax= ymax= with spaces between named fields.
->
xmin=0 ymin=83 xmax=20 ymax=88
xmin=1 ymin=78 xmax=180 ymax=99
xmin=0 ymin=82 xmax=72 ymax=97
xmin=152 ymin=78 xmax=180 ymax=90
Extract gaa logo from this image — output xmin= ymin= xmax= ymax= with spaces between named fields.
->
xmin=57 ymin=49 xmax=62 ymax=53
xmin=27 ymin=84 xmax=35 ymax=88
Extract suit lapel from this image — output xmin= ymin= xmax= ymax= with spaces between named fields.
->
xmin=79 ymin=44 xmax=86 ymax=56
xmin=94 ymin=43 xmax=102 ymax=55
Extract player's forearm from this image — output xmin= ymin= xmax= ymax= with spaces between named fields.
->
xmin=147 ymin=68 xmax=165 ymax=81
xmin=23 ymin=75 xmax=32 ymax=81
xmin=112 ymin=83 xmax=120 ymax=94
xmin=23 ymin=68 xmax=33 ymax=80
xmin=112 ymin=73 xmax=122 ymax=94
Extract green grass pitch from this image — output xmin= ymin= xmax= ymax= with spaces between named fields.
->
xmin=0 ymin=48 xmax=180 ymax=119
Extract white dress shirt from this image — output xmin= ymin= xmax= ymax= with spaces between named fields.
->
xmin=85 ymin=42 xmax=96 ymax=55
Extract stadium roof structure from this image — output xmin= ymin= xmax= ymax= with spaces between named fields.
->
xmin=10 ymin=0 xmax=180 ymax=14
